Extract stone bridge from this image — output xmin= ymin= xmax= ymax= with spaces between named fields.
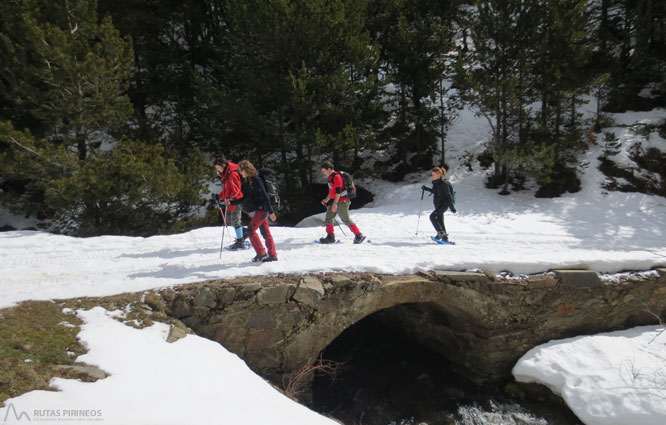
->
xmin=159 ymin=268 xmax=666 ymax=391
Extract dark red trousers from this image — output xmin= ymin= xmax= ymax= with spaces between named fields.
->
xmin=248 ymin=211 xmax=277 ymax=258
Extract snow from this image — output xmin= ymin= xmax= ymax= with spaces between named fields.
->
xmin=0 ymin=307 xmax=337 ymax=425
xmin=1 ymin=104 xmax=665 ymax=424
xmin=513 ymin=326 xmax=666 ymax=425
xmin=2 ymin=149 xmax=665 ymax=310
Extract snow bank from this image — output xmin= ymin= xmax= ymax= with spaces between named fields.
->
xmin=0 ymin=307 xmax=337 ymax=425
xmin=513 ymin=326 xmax=666 ymax=425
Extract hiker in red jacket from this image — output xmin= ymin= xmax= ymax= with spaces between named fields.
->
xmin=214 ymin=154 xmax=246 ymax=250
xmin=319 ymin=160 xmax=366 ymax=244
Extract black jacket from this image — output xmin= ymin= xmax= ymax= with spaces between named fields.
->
xmin=424 ymin=178 xmax=456 ymax=212
xmin=236 ymin=175 xmax=275 ymax=214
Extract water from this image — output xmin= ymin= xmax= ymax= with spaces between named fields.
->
xmin=311 ymin=313 xmax=582 ymax=425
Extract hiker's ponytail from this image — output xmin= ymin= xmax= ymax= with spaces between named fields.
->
xmin=431 ymin=166 xmax=447 ymax=177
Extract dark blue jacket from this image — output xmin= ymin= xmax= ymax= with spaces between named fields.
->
xmin=424 ymin=178 xmax=456 ymax=212
xmin=237 ymin=175 xmax=275 ymax=214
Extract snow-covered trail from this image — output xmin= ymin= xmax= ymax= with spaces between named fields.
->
xmin=2 ymin=104 xmax=665 ymax=310
xmin=2 ymin=161 xmax=665 ymax=310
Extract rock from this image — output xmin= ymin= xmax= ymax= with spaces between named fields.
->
xmin=528 ymin=274 xmax=559 ymax=288
xmin=144 ymin=293 xmax=166 ymax=312
xmin=258 ymin=285 xmax=295 ymax=305
xmin=433 ymin=270 xmax=489 ymax=283
xmin=244 ymin=348 xmax=283 ymax=371
xmin=167 ymin=325 xmax=188 ymax=343
xmin=246 ymin=330 xmax=284 ymax=351
xmin=194 ymin=287 xmax=217 ymax=308
xmin=207 ymin=324 xmax=247 ymax=354
xmin=249 ymin=308 xmax=277 ymax=330
xmin=57 ymin=365 xmax=107 ymax=380
xmin=240 ymin=282 xmax=263 ymax=293
xmin=182 ymin=315 xmax=202 ymax=329
xmin=170 ymin=297 xmax=193 ymax=318
xmin=327 ymin=275 xmax=354 ymax=287
xmin=553 ymin=269 xmax=602 ymax=288
xmin=216 ymin=287 xmax=236 ymax=305
xmin=293 ymin=277 xmax=325 ymax=307
xmin=365 ymin=276 xmax=382 ymax=291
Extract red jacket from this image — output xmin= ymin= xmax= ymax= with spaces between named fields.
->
xmin=328 ymin=172 xmax=348 ymax=202
xmin=218 ymin=162 xmax=243 ymax=210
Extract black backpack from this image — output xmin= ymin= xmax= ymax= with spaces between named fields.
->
xmin=444 ymin=179 xmax=456 ymax=203
xmin=258 ymin=168 xmax=281 ymax=210
xmin=337 ymin=170 xmax=357 ymax=199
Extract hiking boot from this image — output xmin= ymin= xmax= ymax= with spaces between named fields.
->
xmin=436 ymin=232 xmax=448 ymax=242
xmin=353 ymin=234 xmax=367 ymax=244
xmin=252 ymin=253 xmax=268 ymax=262
xmin=262 ymin=256 xmax=278 ymax=262
xmin=319 ymin=233 xmax=336 ymax=244
xmin=242 ymin=226 xmax=252 ymax=240
xmin=229 ymin=238 xmax=246 ymax=250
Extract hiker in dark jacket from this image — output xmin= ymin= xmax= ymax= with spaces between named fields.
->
xmin=422 ymin=166 xmax=456 ymax=242
xmin=235 ymin=160 xmax=278 ymax=262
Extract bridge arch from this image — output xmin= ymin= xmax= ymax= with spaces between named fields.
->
xmin=162 ymin=269 xmax=666 ymax=394
xmin=280 ymin=277 xmax=484 ymax=379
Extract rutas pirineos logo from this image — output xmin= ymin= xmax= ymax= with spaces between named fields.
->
xmin=3 ymin=404 xmax=104 ymax=423
xmin=2 ymin=403 xmax=31 ymax=422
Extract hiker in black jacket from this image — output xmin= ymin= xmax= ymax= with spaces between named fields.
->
xmin=234 ymin=160 xmax=278 ymax=263
xmin=422 ymin=166 xmax=456 ymax=242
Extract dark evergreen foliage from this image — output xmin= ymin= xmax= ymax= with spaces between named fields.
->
xmin=2 ymin=0 xmax=664 ymax=234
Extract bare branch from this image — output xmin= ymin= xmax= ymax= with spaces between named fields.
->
xmin=283 ymin=354 xmax=344 ymax=398
xmin=638 ymin=299 xmax=665 ymax=344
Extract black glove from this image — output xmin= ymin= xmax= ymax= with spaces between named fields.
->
xmin=422 ymin=185 xmax=431 ymax=192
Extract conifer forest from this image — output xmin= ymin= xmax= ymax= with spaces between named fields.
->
xmin=1 ymin=0 xmax=665 ymax=235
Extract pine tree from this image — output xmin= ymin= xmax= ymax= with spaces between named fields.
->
xmin=0 ymin=0 xmax=135 ymax=224
xmin=1 ymin=0 xmax=134 ymax=161
xmin=459 ymin=0 xmax=540 ymax=190
xmin=601 ymin=131 xmax=621 ymax=159
xmin=199 ymin=0 xmax=384 ymax=188
xmin=1 ymin=0 xmax=210 ymax=235
xmin=45 ymin=139 xmax=209 ymax=235
xmin=367 ymin=0 xmax=461 ymax=166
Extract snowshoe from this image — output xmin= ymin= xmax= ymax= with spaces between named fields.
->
xmin=252 ymin=253 xmax=268 ymax=262
xmin=318 ymin=234 xmax=336 ymax=244
xmin=431 ymin=235 xmax=455 ymax=245
xmin=353 ymin=234 xmax=367 ymax=244
xmin=226 ymin=239 xmax=250 ymax=251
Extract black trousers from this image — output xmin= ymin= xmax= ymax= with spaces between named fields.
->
xmin=429 ymin=209 xmax=447 ymax=234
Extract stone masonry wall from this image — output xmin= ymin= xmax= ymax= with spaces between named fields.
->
xmin=159 ymin=268 xmax=666 ymax=390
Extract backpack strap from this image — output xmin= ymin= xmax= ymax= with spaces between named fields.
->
xmin=333 ymin=171 xmax=348 ymax=199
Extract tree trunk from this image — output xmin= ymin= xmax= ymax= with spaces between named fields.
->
xmin=439 ymin=79 xmax=446 ymax=165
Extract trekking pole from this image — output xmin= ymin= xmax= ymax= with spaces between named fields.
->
xmin=415 ymin=187 xmax=425 ymax=235
xmin=216 ymin=198 xmax=233 ymax=258
xmin=334 ymin=218 xmax=347 ymax=237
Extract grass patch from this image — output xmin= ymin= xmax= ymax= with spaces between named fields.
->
xmin=0 ymin=301 xmax=85 ymax=404
xmin=0 ymin=291 xmax=181 ymax=405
